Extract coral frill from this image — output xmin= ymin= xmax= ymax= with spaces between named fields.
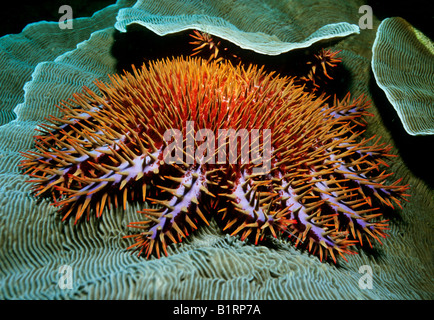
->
xmin=20 ymin=57 xmax=409 ymax=263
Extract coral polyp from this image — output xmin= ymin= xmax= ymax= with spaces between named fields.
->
xmin=20 ymin=56 xmax=409 ymax=263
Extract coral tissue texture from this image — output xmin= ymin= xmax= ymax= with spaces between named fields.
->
xmin=372 ymin=17 xmax=434 ymax=136
xmin=0 ymin=0 xmax=132 ymax=126
xmin=115 ymin=0 xmax=360 ymax=55
xmin=0 ymin=0 xmax=433 ymax=300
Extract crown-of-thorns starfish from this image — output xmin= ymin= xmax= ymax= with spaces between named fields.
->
xmin=20 ymin=56 xmax=409 ymax=263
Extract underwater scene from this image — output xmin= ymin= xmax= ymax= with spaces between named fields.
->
xmin=0 ymin=0 xmax=432 ymax=304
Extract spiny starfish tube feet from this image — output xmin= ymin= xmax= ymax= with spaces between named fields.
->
xmin=20 ymin=56 xmax=409 ymax=263
xmin=189 ymin=30 xmax=240 ymax=64
xmin=299 ymin=48 xmax=343 ymax=91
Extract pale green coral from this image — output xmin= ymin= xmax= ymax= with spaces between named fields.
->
xmin=372 ymin=17 xmax=434 ymax=136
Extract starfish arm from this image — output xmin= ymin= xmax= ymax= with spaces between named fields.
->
xmin=19 ymin=101 xmax=165 ymax=223
xmin=220 ymin=170 xmax=295 ymax=245
xmin=125 ymin=167 xmax=210 ymax=258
